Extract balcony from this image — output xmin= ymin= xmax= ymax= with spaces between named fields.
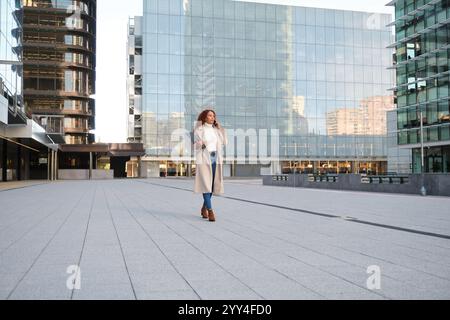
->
xmin=32 ymin=114 xmax=65 ymax=144
xmin=0 ymin=78 xmax=27 ymax=126
xmin=64 ymin=127 xmax=90 ymax=134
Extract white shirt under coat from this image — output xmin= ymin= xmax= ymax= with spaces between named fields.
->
xmin=203 ymin=123 xmax=218 ymax=152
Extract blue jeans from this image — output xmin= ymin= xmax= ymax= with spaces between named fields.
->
xmin=203 ymin=152 xmax=217 ymax=210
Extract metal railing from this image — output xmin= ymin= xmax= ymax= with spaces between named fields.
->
xmin=307 ymin=174 xmax=339 ymax=183
xmin=361 ymin=175 xmax=410 ymax=184
xmin=272 ymin=175 xmax=289 ymax=182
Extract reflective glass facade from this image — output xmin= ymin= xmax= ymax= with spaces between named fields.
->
xmin=142 ymin=0 xmax=394 ymax=174
xmin=0 ymin=0 xmax=23 ymax=117
xmin=390 ymin=0 xmax=450 ymax=173
xmin=1 ymin=0 xmax=23 ymax=182
xmin=22 ymin=0 xmax=96 ymax=145
xmin=127 ymin=16 xmax=143 ymax=143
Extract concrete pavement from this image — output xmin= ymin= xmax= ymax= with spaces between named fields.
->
xmin=0 ymin=178 xmax=449 ymax=300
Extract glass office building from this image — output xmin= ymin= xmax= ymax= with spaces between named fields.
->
xmin=140 ymin=0 xmax=394 ymax=177
xmin=1 ymin=0 xmax=25 ymax=181
xmin=1 ymin=0 xmax=23 ymax=120
xmin=127 ymin=16 xmax=143 ymax=144
xmin=388 ymin=0 xmax=450 ymax=173
xmin=1 ymin=0 xmax=56 ymax=182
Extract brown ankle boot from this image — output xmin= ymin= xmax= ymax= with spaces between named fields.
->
xmin=201 ymin=205 xmax=208 ymax=219
xmin=208 ymin=209 xmax=216 ymax=222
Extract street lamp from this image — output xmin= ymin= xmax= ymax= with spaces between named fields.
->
xmin=419 ymin=103 xmax=427 ymax=196
xmin=293 ymin=141 xmax=297 ymax=189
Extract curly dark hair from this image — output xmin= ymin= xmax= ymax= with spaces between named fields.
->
xmin=197 ymin=109 xmax=216 ymax=125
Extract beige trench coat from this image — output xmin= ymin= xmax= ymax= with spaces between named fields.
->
xmin=193 ymin=125 xmax=228 ymax=195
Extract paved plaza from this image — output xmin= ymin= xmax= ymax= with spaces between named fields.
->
xmin=0 ymin=178 xmax=449 ymax=300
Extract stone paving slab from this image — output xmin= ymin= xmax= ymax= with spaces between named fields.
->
xmin=0 ymin=178 xmax=449 ymax=300
xmin=0 ymin=180 xmax=49 ymax=192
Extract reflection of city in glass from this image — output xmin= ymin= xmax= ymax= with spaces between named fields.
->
xmin=140 ymin=0 xmax=395 ymax=176
xmin=389 ymin=0 xmax=450 ymax=173
xmin=0 ymin=0 xmax=23 ymax=114
xmin=22 ymin=0 xmax=97 ymax=145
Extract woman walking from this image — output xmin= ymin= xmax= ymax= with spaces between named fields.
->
xmin=193 ymin=109 xmax=227 ymax=222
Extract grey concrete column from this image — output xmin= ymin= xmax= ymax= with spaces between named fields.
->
xmin=50 ymin=150 xmax=54 ymax=181
xmin=52 ymin=151 xmax=56 ymax=181
xmin=55 ymin=150 xmax=58 ymax=181
xmin=23 ymin=147 xmax=30 ymax=180
xmin=52 ymin=150 xmax=56 ymax=181
xmin=137 ymin=156 xmax=141 ymax=178
xmin=51 ymin=150 xmax=54 ymax=181
xmin=1 ymin=139 xmax=7 ymax=182
xmin=89 ymin=152 xmax=93 ymax=180
xmin=17 ymin=140 xmax=22 ymax=181
xmin=47 ymin=149 xmax=51 ymax=181
xmin=52 ymin=150 xmax=55 ymax=181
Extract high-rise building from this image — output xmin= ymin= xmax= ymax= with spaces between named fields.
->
xmin=127 ymin=16 xmax=143 ymax=143
xmin=1 ymin=0 xmax=26 ymax=126
xmin=326 ymin=96 xmax=394 ymax=136
xmin=326 ymin=108 xmax=361 ymax=136
xmin=1 ymin=0 xmax=59 ymax=182
xmin=138 ymin=0 xmax=395 ymax=177
xmin=388 ymin=0 xmax=450 ymax=173
xmin=22 ymin=0 xmax=97 ymax=145
xmin=1 ymin=0 xmax=26 ymax=181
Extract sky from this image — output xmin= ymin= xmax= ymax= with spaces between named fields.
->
xmin=94 ymin=0 xmax=394 ymax=143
